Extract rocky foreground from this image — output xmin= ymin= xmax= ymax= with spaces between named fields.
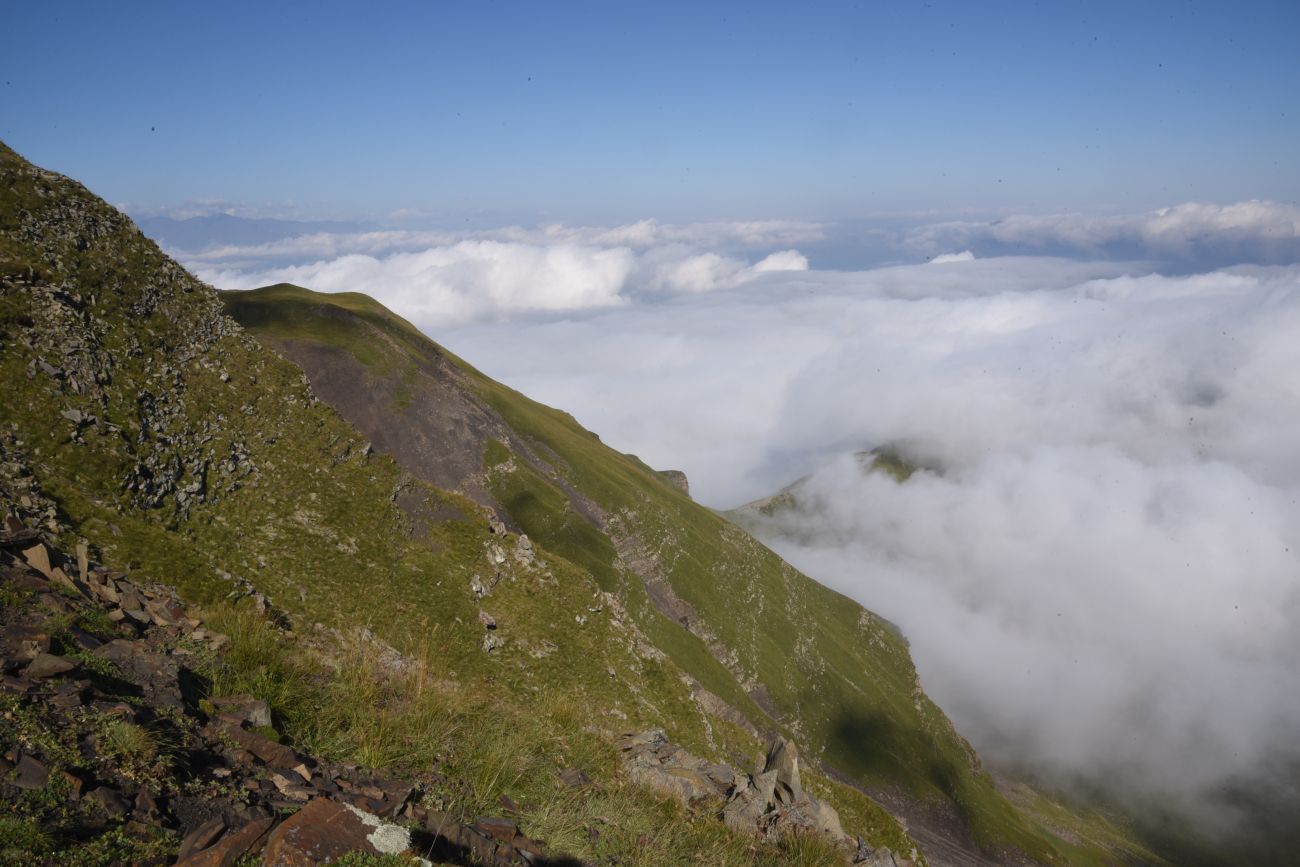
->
xmin=0 ymin=475 xmax=904 ymax=865
xmin=0 ymin=506 xmax=557 ymax=865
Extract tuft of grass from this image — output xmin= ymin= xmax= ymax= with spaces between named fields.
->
xmin=332 ymin=854 xmax=411 ymax=867
xmin=0 ymin=816 xmax=52 ymax=860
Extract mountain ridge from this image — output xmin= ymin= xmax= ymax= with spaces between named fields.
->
xmin=0 ymin=140 xmax=1167 ymax=866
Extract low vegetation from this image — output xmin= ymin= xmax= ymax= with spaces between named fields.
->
xmin=0 ymin=139 xmax=1174 ymax=864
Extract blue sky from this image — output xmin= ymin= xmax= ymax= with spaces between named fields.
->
xmin=2 ymin=0 xmax=1297 ymax=223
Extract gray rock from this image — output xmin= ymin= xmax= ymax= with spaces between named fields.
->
xmin=764 ymin=736 xmax=801 ymax=802
xmin=85 ymin=786 xmax=129 ymax=818
xmin=24 ymin=652 xmax=79 ymax=678
xmin=854 ymin=843 xmax=902 ymax=866
xmin=211 ymin=694 xmax=273 ymax=728
xmin=13 ymin=753 xmax=49 ymax=789
xmin=94 ymin=639 xmax=182 ymax=707
xmin=619 ymin=731 xmax=734 ymax=806
xmin=657 ymin=469 xmax=690 ymax=497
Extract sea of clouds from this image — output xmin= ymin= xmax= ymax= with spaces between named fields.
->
xmin=177 ymin=201 xmax=1300 ymax=828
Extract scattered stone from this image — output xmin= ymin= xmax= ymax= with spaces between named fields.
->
xmin=84 ymin=785 xmax=129 ymax=819
xmin=177 ymin=815 xmax=227 ymax=861
xmin=621 ymin=731 xmax=847 ymax=847
xmin=20 ymin=542 xmax=53 ymax=578
xmin=765 ymin=736 xmax=801 ymax=802
xmin=479 ymin=609 xmax=497 ymax=630
xmin=855 ymin=842 xmax=904 ymax=866
xmin=722 ymin=735 xmax=844 ymax=841
xmin=211 ymin=694 xmax=273 ymax=728
xmin=13 ymin=753 xmax=50 ymax=789
xmin=94 ymin=638 xmax=183 ymax=707
xmin=558 ymin=767 xmax=593 ymax=788
xmin=620 ymin=730 xmax=733 ymax=804
xmin=260 ymin=798 xmax=385 ymax=865
xmin=213 ymin=719 xmax=300 ymax=769
xmin=513 ymin=534 xmax=535 ymax=565
xmin=175 ymin=816 xmax=274 ymax=867
xmin=24 ymin=651 xmax=79 ymax=678
xmin=475 ymin=815 xmax=521 ymax=843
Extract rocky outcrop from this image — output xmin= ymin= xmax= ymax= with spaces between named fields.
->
xmin=617 ymin=730 xmax=898 ymax=861
xmin=656 ymin=469 xmax=690 ymax=497
xmin=619 ymin=729 xmax=738 ymax=804
xmin=0 ymin=504 xmax=557 ymax=865
xmin=721 ymin=736 xmax=846 ymax=843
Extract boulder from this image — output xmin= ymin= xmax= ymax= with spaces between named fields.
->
xmin=722 ymin=769 xmax=778 ymax=833
xmin=620 ymin=731 xmax=733 ymax=805
xmin=175 ymin=816 xmax=274 ymax=867
xmin=177 ymin=816 xmax=227 ymax=861
xmin=262 ymin=797 xmax=425 ymax=866
xmin=24 ymin=652 xmax=79 ymax=678
xmin=13 ymin=753 xmax=49 ymax=789
xmin=94 ymin=639 xmax=182 ymax=707
xmin=214 ymin=719 xmax=300 ymax=769
xmin=20 ymin=542 xmax=53 ymax=578
xmin=657 ymin=469 xmax=691 ymax=497
xmin=84 ymin=786 xmax=129 ymax=819
xmin=211 ymin=694 xmax=273 ymax=728
xmin=765 ymin=736 xmax=801 ymax=802
xmin=855 ymin=843 xmax=903 ymax=866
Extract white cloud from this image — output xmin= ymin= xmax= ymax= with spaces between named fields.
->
xmin=753 ymin=249 xmax=810 ymax=272
xmin=194 ymin=223 xmax=819 ymax=324
xmin=906 ymin=200 xmax=1300 ymax=265
xmin=928 ymin=250 xmax=975 ymax=264
xmin=205 ymin=240 xmax=638 ymax=323
xmin=176 ymin=203 xmax=1300 ymax=830
xmin=435 ymin=255 xmax=1300 ymax=832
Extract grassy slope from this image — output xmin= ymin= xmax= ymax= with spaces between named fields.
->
xmin=222 ymin=283 xmax=1169 ymax=866
xmin=0 ymin=145 xmax=1159 ymax=863
xmin=0 ymin=144 xmax=925 ymax=864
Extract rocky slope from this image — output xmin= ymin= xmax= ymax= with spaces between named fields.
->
xmin=0 ymin=141 xmax=1166 ymax=865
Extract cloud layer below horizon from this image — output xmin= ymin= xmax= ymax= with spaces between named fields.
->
xmin=182 ymin=201 xmax=1300 ymax=830
xmin=184 ymin=199 xmax=1300 ymax=326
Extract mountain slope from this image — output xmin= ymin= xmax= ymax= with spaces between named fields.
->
xmin=219 ymin=283 xmax=1166 ymax=865
xmin=1 ymin=141 xmax=1162 ymax=865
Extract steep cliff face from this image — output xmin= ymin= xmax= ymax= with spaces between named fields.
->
xmin=1 ymin=141 xmax=1165 ymax=865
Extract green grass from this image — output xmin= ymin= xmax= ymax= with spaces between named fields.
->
xmin=211 ymin=282 xmax=1155 ymax=863
xmin=196 ymin=603 xmax=855 ymax=867
xmin=0 ymin=141 xmax=1175 ymax=866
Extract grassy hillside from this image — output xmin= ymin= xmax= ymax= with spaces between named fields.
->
xmin=1 ymin=140 xmax=1165 ymax=864
xmin=221 ymin=282 xmax=1169 ymax=865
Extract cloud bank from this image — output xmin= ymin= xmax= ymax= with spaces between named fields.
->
xmin=193 ymin=220 xmax=815 ymax=324
xmin=436 ymin=255 xmax=1300 ymax=832
xmin=182 ymin=202 xmax=1300 ymax=831
xmin=905 ymin=200 xmax=1300 ymax=266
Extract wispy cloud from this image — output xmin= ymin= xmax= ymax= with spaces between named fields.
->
xmin=905 ymin=200 xmax=1300 ymax=264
